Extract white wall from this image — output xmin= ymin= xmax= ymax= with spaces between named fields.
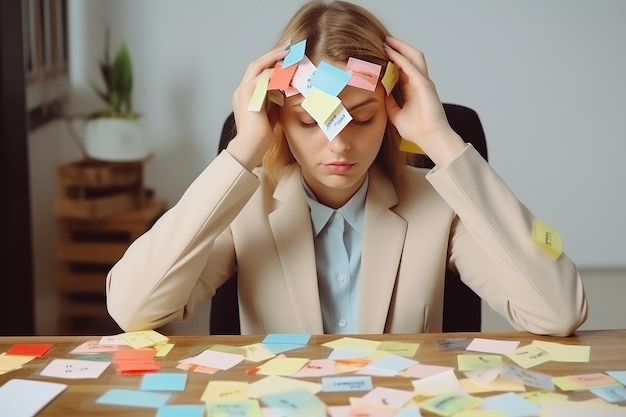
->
xmin=28 ymin=0 xmax=625 ymax=333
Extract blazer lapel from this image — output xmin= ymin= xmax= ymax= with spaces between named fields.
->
xmin=268 ymin=167 xmax=324 ymax=333
xmin=358 ymin=167 xmax=407 ymax=333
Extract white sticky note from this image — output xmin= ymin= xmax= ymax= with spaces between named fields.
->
xmin=0 ymin=379 xmax=67 ymax=417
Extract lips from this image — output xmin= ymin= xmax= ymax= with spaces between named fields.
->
xmin=323 ymin=161 xmax=355 ymax=174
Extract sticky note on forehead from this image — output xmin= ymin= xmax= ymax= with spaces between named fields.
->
xmin=309 ymin=61 xmax=352 ymax=96
xmin=532 ymin=219 xmax=563 ymax=260
xmin=301 ymin=87 xmax=342 ymax=125
xmin=381 ymin=61 xmax=399 ymax=95
xmin=346 ymin=57 xmax=382 ymax=92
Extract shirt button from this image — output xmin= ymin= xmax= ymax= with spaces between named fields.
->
xmin=337 ymin=274 xmax=345 ymax=283
xmin=338 ymin=319 xmax=347 ymax=327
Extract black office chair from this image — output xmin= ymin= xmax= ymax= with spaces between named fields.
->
xmin=210 ymin=104 xmax=487 ymax=334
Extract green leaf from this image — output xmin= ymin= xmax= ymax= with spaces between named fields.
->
xmin=110 ymin=43 xmax=134 ymax=113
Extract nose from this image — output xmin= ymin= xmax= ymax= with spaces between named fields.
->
xmin=328 ymin=133 xmax=350 ymax=153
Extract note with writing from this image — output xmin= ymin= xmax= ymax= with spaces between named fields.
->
xmin=40 ymin=358 xmax=110 ymax=379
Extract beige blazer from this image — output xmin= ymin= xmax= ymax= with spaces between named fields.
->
xmin=106 ymin=145 xmax=587 ymax=336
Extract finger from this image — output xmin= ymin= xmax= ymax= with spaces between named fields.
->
xmin=384 ymin=36 xmax=430 ymax=79
xmin=240 ymin=44 xmax=290 ymax=85
xmin=384 ymin=93 xmax=401 ymax=123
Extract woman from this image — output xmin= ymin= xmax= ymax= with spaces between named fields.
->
xmin=106 ymin=0 xmax=587 ymax=336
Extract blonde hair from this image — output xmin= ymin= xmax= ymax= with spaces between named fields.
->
xmin=262 ymin=0 xmax=410 ymax=186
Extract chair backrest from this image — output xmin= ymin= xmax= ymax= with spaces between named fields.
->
xmin=210 ymin=103 xmax=487 ymax=334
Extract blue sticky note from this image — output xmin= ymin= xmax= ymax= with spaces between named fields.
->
xmin=141 ymin=373 xmax=187 ymax=392
xmin=607 ymin=370 xmax=626 ymax=386
xmin=263 ymin=333 xmax=311 ymax=345
xmin=322 ymin=376 xmax=373 ymax=392
xmin=309 ymin=61 xmax=352 ymax=96
xmin=260 ymin=388 xmax=325 ymax=412
xmin=96 ymin=388 xmax=171 ymax=408
xmin=157 ymin=404 xmax=206 ymax=417
xmin=591 ymin=386 xmax=626 ymax=403
xmin=283 ymin=39 xmax=307 ymax=68
xmin=481 ymin=392 xmax=540 ymax=417
xmin=261 ymin=343 xmax=306 ymax=355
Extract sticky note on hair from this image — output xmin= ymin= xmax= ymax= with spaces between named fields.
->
xmin=381 ymin=61 xmax=399 ymax=95
xmin=532 ymin=219 xmax=563 ymax=260
xmin=283 ymin=39 xmax=307 ymax=68
xmin=310 ymin=61 xmax=352 ymax=96
xmin=268 ymin=62 xmax=298 ymax=92
xmin=399 ymin=139 xmax=425 ymax=155
xmin=248 ymin=71 xmax=270 ymax=112
xmin=292 ymin=55 xmax=317 ymax=97
xmin=346 ymin=57 xmax=382 ymax=91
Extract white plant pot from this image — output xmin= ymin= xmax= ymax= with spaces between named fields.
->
xmin=84 ymin=118 xmax=150 ymax=162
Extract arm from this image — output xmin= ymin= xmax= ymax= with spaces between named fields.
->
xmin=106 ymin=151 xmax=259 ymax=331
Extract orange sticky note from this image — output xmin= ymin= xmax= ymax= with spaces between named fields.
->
xmin=7 ymin=343 xmax=53 ymax=358
xmin=268 ymin=62 xmax=299 ymax=91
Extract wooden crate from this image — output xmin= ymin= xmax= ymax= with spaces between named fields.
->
xmin=56 ymin=159 xmax=147 ymax=220
xmin=55 ymin=199 xmax=166 ymax=335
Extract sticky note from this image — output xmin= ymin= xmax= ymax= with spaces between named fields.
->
xmin=481 ymin=392 xmax=540 ymax=416
xmin=283 ymin=39 xmax=307 ymax=68
xmin=259 ymin=388 xmax=326 ymax=414
xmin=466 ymin=338 xmax=520 ymax=354
xmin=291 ymin=55 xmax=317 ymax=97
xmin=532 ymin=219 xmax=563 ymax=260
xmin=96 ymin=388 xmax=171 ymax=408
xmin=376 ymin=341 xmax=420 ymax=358
xmin=141 ymin=373 xmax=187 ymax=391
xmin=39 ymin=358 xmax=110 ymax=379
xmin=295 ymin=359 xmax=337 ymax=377
xmin=323 ymin=336 xmax=381 ymax=351
xmin=205 ymin=399 xmax=262 ymax=417
xmin=268 ymin=62 xmax=299 ymax=91
xmin=346 ymin=57 xmax=382 ymax=91
xmin=381 ymin=61 xmax=399 ymax=95
xmin=457 ymin=354 xmax=503 ymax=371
xmin=0 ymin=379 xmax=67 ymax=417
xmin=322 ymin=376 xmax=373 ymax=392
xmin=156 ymin=405 xmax=205 ymax=417
xmin=7 ymin=343 xmax=53 ymax=357
xmin=421 ymin=394 xmax=482 ymax=417
xmin=301 ymin=87 xmax=342 ymax=125
xmin=248 ymin=71 xmax=270 ymax=112
xmin=120 ymin=330 xmax=169 ymax=349
xmin=202 ymin=381 xmax=249 ymax=402
xmin=309 ymin=61 xmax=352 ymax=96
xmin=399 ymin=139 xmax=425 ymax=155
xmin=320 ymin=104 xmax=352 ymax=141
xmin=256 ymin=357 xmax=308 ymax=376
xmin=248 ymin=375 xmax=322 ymax=398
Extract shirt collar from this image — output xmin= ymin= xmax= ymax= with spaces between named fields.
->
xmin=303 ymin=175 xmax=368 ymax=237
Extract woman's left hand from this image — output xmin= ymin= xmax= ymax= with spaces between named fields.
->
xmin=384 ymin=36 xmax=465 ymax=166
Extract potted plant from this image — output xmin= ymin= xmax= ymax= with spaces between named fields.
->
xmin=83 ymin=29 xmax=150 ymax=162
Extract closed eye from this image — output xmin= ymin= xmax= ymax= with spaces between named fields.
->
xmin=299 ymin=121 xmax=318 ymax=129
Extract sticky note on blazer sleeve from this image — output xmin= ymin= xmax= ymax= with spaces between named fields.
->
xmin=532 ymin=219 xmax=563 ymax=260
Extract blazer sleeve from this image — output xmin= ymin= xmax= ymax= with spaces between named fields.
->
xmin=426 ymin=144 xmax=588 ymax=336
xmin=105 ymin=151 xmax=260 ymax=331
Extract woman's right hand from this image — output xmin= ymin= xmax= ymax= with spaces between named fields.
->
xmin=226 ymin=43 xmax=289 ymax=171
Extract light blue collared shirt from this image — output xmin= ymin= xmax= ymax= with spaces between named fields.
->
xmin=303 ymin=176 xmax=368 ymax=334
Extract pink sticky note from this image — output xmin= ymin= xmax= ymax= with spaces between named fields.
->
xmin=346 ymin=57 xmax=381 ymax=91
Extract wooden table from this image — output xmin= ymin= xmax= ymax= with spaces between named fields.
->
xmin=1 ymin=330 xmax=625 ymax=416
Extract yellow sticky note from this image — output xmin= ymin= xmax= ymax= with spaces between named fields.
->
xmin=120 ymin=330 xmax=169 ymax=349
xmin=459 ymin=377 xmax=526 ymax=394
xmin=457 ymin=354 xmax=502 ymax=372
xmin=399 ymin=139 xmax=425 ymax=154
xmin=154 ymin=343 xmax=174 ymax=357
xmin=205 ymin=399 xmax=262 ymax=417
xmin=420 ymin=393 xmax=482 ymax=416
xmin=322 ymin=336 xmax=381 ymax=351
xmin=241 ymin=343 xmax=276 ymax=363
xmin=248 ymin=375 xmax=322 ymax=398
xmin=248 ymin=71 xmax=270 ymax=112
xmin=381 ymin=61 xmax=399 ymax=95
xmin=520 ymin=391 xmax=568 ymax=406
xmin=377 ymin=341 xmax=420 ymax=357
xmin=531 ymin=340 xmax=590 ymax=363
xmin=505 ymin=344 xmax=552 ymax=369
xmin=532 ymin=220 xmax=563 ymax=260
xmin=256 ymin=357 xmax=309 ymax=376
xmin=0 ymin=354 xmax=35 ymax=372
xmin=301 ymin=87 xmax=341 ymax=125
xmin=202 ymin=380 xmax=249 ymax=402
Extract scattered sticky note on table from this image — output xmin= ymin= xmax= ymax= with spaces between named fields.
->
xmin=295 ymin=358 xmax=337 ymax=377
xmin=40 ymin=358 xmax=110 ymax=379
xmin=0 ymin=379 xmax=67 ymax=417
xmin=435 ymin=338 xmax=470 ymax=351
xmin=248 ymin=375 xmax=322 ymax=398
xmin=182 ymin=348 xmax=244 ymax=370
xmin=466 ymin=338 xmax=520 ymax=354
xmin=553 ymin=372 xmax=621 ymax=391
xmin=322 ymin=376 xmax=373 ymax=392
xmin=156 ymin=404 xmax=206 ymax=417
xmin=260 ymin=388 xmax=326 ymax=414
xmin=69 ymin=340 xmax=119 ymax=354
xmin=359 ymin=386 xmax=415 ymax=408
xmin=532 ymin=219 xmax=563 ymax=260
xmin=256 ymin=356 xmax=308 ymax=376
xmin=481 ymin=392 xmax=540 ymax=417
xmin=121 ymin=330 xmax=169 ymax=349
xmin=412 ymin=369 xmax=461 ymax=397
xmin=420 ymin=393 xmax=482 ymax=417
xmin=457 ymin=354 xmax=503 ymax=371
xmin=323 ymin=337 xmax=381 ymax=351
xmin=96 ymin=388 xmax=171 ymax=408
xmin=202 ymin=380 xmax=249 ymax=402
xmin=141 ymin=372 xmax=187 ymax=391
xmin=376 ymin=341 xmax=420 ymax=358
xmin=7 ymin=343 xmax=53 ymax=357
xmin=241 ymin=343 xmax=276 ymax=362
xmin=506 ymin=343 xmax=552 ymax=369
xmin=0 ymin=354 xmax=35 ymax=374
